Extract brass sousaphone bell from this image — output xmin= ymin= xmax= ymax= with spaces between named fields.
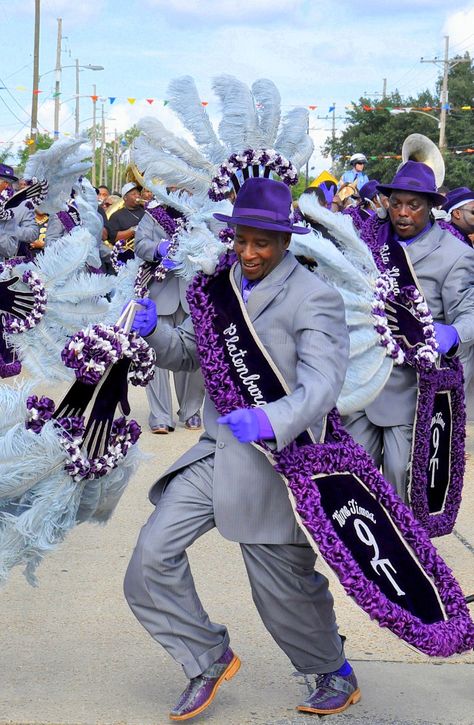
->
xmin=400 ymin=133 xmax=445 ymax=188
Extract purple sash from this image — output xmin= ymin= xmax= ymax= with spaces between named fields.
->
xmin=365 ymin=221 xmax=466 ymax=537
xmin=187 ymin=253 xmax=474 ymax=657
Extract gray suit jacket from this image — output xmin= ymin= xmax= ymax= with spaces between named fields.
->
xmin=145 ymin=251 xmax=349 ymax=544
xmin=135 ymin=212 xmax=190 ymax=314
xmin=366 ymin=223 xmax=474 ymax=426
xmin=13 ymin=202 xmax=39 ymax=243
xmin=0 ymin=203 xmax=38 ymax=260
xmin=0 ymin=217 xmax=18 ymax=260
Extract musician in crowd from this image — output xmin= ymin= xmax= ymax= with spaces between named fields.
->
xmin=124 ymin=177 xmax=360 ymax=721
xmin=345 ymin=161 xmax=474 ymax=500
xmin=106 ymin=182 xmax=145 ymax=252
xmin=0 ymin=164 xmax=39 ymax=259
xmin=97 ymin=185 xmax=110 ymax=209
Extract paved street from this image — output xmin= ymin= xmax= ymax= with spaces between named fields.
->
xmin=0 ymin=380 xmax=473 ymax=725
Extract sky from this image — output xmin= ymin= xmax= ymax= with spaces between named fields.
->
xmin=0 ymin=0 xmax=473 ymax=174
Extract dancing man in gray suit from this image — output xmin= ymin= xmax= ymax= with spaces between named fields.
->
xmin=124 ymin=177 xmax=360 ymax=721
xmin=134 ymin=203 xmax=204 ymax=433
xmin=346 ymin=161 xmax=474 ymax=501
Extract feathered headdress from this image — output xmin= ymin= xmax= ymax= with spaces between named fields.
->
xmin=129 ymin=74 xmax=313 ymax=286
xmin=293 ymin=192 xmax=394 ymax=414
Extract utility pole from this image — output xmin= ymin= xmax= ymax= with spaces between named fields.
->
xmin=112 ymin=130 xmax=118 ymax=192
xmin=100 ymin=102 xmax=106 ymax=185
xmin=420 ymin=35 xmax=470 ymax=150
xmin=331 ymin=102 xmax=336 ymax=171
xmin=75 ymin=58 xmax=80 ymax=136
xmin=91 ymin=84 xmax=97 ymax=186
xmin=30 ymin=0 xmax=41 ymax=153
xmin=53 ymin=17 xmax=62 ymax=139
xmin=382 ymin=78 xmax=387 ymax=100
xmin=305 ymin=113 xmax=310 ymax=187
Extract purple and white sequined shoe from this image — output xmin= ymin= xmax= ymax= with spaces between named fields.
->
xmin=296 ymin=670 xmax=361 ymax=715
xmin=169 ymin=647 xmax=240 ymax=721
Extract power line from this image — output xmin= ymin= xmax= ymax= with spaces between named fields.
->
xmin=421 ymin=35 xmax=470 ymax=149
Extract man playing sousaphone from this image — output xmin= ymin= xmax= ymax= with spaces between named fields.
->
xmin=346 ymin=158 xmax=474 ymax=520
xmin=106 ymin=181 xmax=145 ymax=263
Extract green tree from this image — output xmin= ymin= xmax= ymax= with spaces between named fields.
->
xmin=16 ymin=132 xmax=54 ymax=174
xmin=323 ymin=54 xmax=474 ymax=188
xmin=0 ymin=145 xmax=13 ymax=164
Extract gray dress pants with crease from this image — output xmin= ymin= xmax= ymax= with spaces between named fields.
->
xmin=343 ymin=411 xmax=413 ymax=502
xmin=146 ymin=308 xmax=204 ymax=429
xmin=124 ymin=456 xmax=345 ymax=680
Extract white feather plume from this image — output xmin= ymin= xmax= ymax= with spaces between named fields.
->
xmin=139 ymin=155 xmax=211 ymax=196
xmin=24 ymin=136 xmax=91 ymax=215
xmin=4 ymin=229 xmax=117 ymax=381
xmin=275 ymin=108 xmax=310 ymax=165
xmin=290 ymin=134 xmax=315 ymax=173
xmin=290 ymin=193 xmax=393 ymax=414
xmin=134 ymin=116 xmax=214 ymax=175
xmin=167 ymin=75 xmax=226 ymax=164
xmin=213 ymin=74 xmax=263 ymax=152
xmin=0 ymin=381 xmax=35 ymax=435
xmin=0 ymin=413 xmax=143 ymax=585
xmin=73 ymin=177 xmax=103 ymax=243
xmin=251 ymin=78 xmax=282 ymax=147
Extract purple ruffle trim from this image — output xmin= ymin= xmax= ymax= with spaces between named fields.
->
xmin=57 ymin=210 xmax=80 ymax=233
xmin=342 ymin=205 xmax=367 ymax=231
xmin=409 ymin=359 xmax=466 ymax=538
xmin=273 ymin=416 xmax=474 ymax=656
xmin=186 ymin=253 xmax=474 ymax=657
xmin=144 ymin=203 xmax=178 ymax=238
xmin=438 ymin=220 xmax=469 ymax=244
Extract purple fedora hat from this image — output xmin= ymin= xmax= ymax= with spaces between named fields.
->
xmin=213 ymin=177 xmax=310 ymax=235
xmin=442 ymin=187 xmax=474 ymax=214
xmin=376 ymin=160 xmax=445 ymax=206
xmin=0 ymin=163 xmax=18 ymax=183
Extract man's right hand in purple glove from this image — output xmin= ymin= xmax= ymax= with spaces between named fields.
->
xmin=131 ymin=298 xmax=157 ymax=337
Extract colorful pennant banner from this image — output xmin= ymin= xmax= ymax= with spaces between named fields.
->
xmin=2 ymin=85 xmax=474 ymax=114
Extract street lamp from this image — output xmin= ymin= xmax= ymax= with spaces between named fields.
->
xmin=75 ymin=60 xmax=104 ymax=136
xmin=38 ymin=62 xmax=103 ymax=138
xmin=389 ymin=108 xmax=440 ymax=128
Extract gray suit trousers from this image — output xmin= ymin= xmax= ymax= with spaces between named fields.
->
xmin=343 ymin=411 xmax=413 ymax=502
xmin=124 ymin=456 xmax=345 ymax=679
xmin=146 ymin=308 xmax=204 ymax=429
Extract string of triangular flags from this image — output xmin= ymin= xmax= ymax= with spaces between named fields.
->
xmin=1 ymin=86 xmax=474 ymax=112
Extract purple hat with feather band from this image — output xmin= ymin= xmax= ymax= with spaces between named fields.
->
xmin=213 ymin=177 xmax=310 ymax=235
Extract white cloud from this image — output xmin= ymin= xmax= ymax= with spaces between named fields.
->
xmin=144 ymin=0 xmax=306 ymax=25
xmin=5 ymin=0 xmax=106 ymax=27
xmin=444 ymin=3 xmax=474 ymax=51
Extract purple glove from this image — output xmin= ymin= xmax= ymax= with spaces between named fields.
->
xmin=131 ymin=298 xmax=157 ymax=337
xmin=154 ymin=240 xmax=180 ymax=270
xmin=434 ymin=322 xmax=459 ymax=355
xmin=217 ymin=408 xmax=274 ymax=443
